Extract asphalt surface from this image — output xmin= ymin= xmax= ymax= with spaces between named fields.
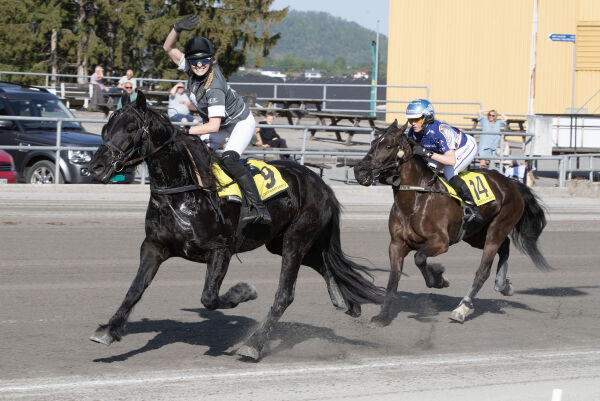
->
xmin=1 ymin=184 xmax=599 ymax=400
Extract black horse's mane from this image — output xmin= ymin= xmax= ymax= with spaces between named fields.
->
xmin=114 ymin=102 xmax=216 ymax=187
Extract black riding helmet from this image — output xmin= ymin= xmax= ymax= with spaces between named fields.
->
xmin=184 ymin=36 xmax=215 ymax=59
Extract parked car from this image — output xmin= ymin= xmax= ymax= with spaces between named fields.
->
xmin=0 ymin=81 xmax=134 ymax=184
xmin=0 ymin=149 xmax=16 ymax=183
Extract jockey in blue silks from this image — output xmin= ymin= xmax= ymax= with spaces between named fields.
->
xmin=405 ymin=99 xmax=482 ymax=223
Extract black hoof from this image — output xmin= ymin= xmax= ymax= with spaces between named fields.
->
xmin=370 ymin=314 xmax=391 ymax=327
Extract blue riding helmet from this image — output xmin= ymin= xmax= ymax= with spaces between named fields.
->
xmin=405 ymin=99 xmax=434 ymax=120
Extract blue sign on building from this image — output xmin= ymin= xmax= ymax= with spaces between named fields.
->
xmin=549 ymin=34 xmax=576 ymax=42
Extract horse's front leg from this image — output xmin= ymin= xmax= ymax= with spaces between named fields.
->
xmin=201 ymin=249 xmax=257 ymax=310
xmin=414 ymin=234 xmax=450 ymax=289
xmin=237 ymin=246 xmax=303 ymax=360
xmin=90 ymin=238 xmax=168 ymax=345
xmin=371 ymin=239 xmax=409 ymax=326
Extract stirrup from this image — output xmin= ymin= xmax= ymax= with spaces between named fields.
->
xmin=240 ymin=204 xmax=271 ymax=225
xmin=463 ymin=204 xmax=482 ymax=224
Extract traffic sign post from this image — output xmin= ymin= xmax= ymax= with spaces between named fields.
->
xmin=549 ymin=34 xmax=576 ymax=112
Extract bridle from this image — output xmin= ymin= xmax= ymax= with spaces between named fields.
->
xmin=103 ymin=106 xmax=177 ymax=172
xmin=370 ymin=130 xmax=415 ymax=180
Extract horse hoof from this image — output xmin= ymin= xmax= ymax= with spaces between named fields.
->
xmin=90 ymin=329 xmax=114 ymax=346
xmin=238 ymin=345 xmax=261 ymax=361
xmin=449 ymin=303 xmax=473 ymax=323
xmin=370 ymin=314 xmax=390 ymax=327
xmin=442 ymin=279 xmax=450 ymax=288
xmin=501 ymin=282 xmax=514 ymax=296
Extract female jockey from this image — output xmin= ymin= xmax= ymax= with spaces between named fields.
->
xmin=163 ymin=15 xmax=270 ymax=224
xmin=405 ymin=99 xmax=482 ymax=223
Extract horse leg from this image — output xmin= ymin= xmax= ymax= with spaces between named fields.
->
xmin=237 ymin=247 xmax=303 ymax=360
xmin=494 ymin=238 xmax=514 ymax=296
xmin=90 ymin=238 xmax=168 ymax=345
xmin=414 ymin=235 xmax=450 ymax=289
xmin=449 ymin=243 xmax=499 ymax=323
xmin=201 ymin=249 xmax=257 ymax=309
xmin=371 ymin=240 xmax=409 ymax=326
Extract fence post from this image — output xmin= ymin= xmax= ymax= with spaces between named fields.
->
xmin=558 ymin=156 xmax=566 ymax=187
xmin=55 ymin=120 xmax=62 ymax=184
xmin=300 ymin=128 xmax=308 ymax=165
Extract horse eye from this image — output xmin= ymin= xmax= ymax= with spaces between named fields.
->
xmin=386 ymin=145 xmax=392 ymax=149
xmin=126 ymin=125 xmax=137 ymax=133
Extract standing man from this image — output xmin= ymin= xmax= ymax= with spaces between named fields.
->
xmin=477 ymin=109 xmax=507 ymax=169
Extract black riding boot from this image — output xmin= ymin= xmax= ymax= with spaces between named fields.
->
xmin=220 ymin=150 xmax=271 ymax=224
xmin=448 ymin=175 xmax=483 ymax=224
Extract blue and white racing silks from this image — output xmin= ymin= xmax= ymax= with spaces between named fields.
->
xmin=407 ymin=120 xmax=467 ymax=155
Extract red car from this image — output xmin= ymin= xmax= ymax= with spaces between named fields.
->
xmin=0 ymin=149 xmax=17 ymax=184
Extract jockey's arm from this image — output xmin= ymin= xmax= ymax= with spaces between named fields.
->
xmin=430 ymin=149 xmax=457 ymax=166
xmin=163 ymin=28 xmax=184 ymax=65
xmin=188 ymin=117 xmax=221 ymax=136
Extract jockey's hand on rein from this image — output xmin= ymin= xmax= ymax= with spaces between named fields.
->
xmin=174 ymin=15 xmax=200 ymax=32
xmin=413 ymin=144 xmax=433 ymax=158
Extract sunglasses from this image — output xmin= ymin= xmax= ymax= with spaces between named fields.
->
xmin=188 ymin=57 xmax=212 ymax=67
xmin=488 ymin=114 xmax=496 ymax=117
xmin=408 ymin=117 xmax=424 ymax=124
xmin=124 ymin=86 xmax=133 ymax=89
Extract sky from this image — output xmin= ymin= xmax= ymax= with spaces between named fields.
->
xmin=270 ymin=0 xmax=389 ymax=35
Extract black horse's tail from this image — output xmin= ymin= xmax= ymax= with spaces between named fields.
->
xmin=321 ymin=194 xmax=386 ymax=305
xmin=511 ymin=183 xmax=552 ymax=271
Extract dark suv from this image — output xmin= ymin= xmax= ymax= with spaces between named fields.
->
xmin=0 ymin=81 xmax=132 ymax=184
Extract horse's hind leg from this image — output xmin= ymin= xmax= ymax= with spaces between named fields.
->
xmin=201 ymin=249 xmax=257 ymax=309
xmin=90 ymin=238 xmax=168 ymax=345
xmin=494 ymin=238 xmax=514 ymax=296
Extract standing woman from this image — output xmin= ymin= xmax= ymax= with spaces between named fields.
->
xmin=163 ymin=15 xmax=270 ymax=224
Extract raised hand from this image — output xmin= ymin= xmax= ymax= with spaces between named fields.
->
xmin=174 ymin=15 xmax=200 ymax=32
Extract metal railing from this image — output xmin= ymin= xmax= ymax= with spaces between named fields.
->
xmin=2 ymin=115 xmax=597 ymax=187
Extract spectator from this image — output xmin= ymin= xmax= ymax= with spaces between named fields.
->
xmin=117 ymin=69 xmax=137 ymax=90
xmin=168 ymin=82 xmax=196 ymax=122
xmin=116 ymin=83 xmax=137 ymax=110
xmin=90 ymin=66 xmax=109 ymax=112
xmin=255 ymin=112 xmax=288 ymax=149
xmin=477 ymin=109 xmax=507 ymax=168
xmin=504 ymin=160 xmax=528 ymax=186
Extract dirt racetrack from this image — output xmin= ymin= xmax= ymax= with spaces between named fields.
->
xmin=0 ymin=185 xmax=599 ymax=400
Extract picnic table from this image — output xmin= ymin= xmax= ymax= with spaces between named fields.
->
xmin=258 ymin=98 xmax=325 ymax=125
xmin=308 ymin=111 xmax=378 ymax=146
xmin=465 ymin=117 xmax=526 ymax=131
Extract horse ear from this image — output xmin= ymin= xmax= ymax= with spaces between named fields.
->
xmin=121 ymin=93 xmax=131 ymax=107
xmin=399 ymin=121 xmax=409 ymax=135
xmin=391 ymin=119 xmax=398 ymax=129
xmin=135 ymin=90 xmax=147 ymax=112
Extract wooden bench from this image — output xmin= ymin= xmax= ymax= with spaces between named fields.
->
xmin=308 ymin=112 xmax=378 ymax=146
xmin=250 ymin=107 xmax=308 ymax=125
xmin=246 ymin=148 xmax=334 ymax=177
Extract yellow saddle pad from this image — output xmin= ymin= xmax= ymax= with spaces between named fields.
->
xmin=438 ymin=171 xmax=496 ymax=206
xmin=212 ymin=159 xmax=289 ymax=202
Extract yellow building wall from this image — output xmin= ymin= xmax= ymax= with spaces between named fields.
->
xmin=386 ymin=0 xmax=600 ymax=124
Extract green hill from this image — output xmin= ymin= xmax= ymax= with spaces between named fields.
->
xmin=266 ymin=10 xmax=387 ymax=68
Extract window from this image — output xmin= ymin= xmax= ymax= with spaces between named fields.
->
xmin=576 ymin=22 xmax=600 ymax=71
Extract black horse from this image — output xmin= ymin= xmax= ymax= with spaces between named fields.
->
xmin=87 ymin=92 xmax=384 ymax=360
xmin=354 ymin=121 xmax=551 ymax=324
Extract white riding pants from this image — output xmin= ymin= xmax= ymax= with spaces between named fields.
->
xmin=427 ymin=134 xmax=478 ymax=180
xmin=200 ymin=113 xmax=256 ymax=156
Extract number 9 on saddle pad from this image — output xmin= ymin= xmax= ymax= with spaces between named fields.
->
xmin=212 ymin=159 xmax=289 ymax=202
xmin=439 ymin=171 xmax=496 ymax=206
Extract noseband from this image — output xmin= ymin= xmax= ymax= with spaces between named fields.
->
xmin=370 ymin=131 xmax=415 ymax=180
xmin=104 ymin=106 xmax=176 ymax=172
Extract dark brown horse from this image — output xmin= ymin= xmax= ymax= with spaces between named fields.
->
xmin=354 ymin=121 xmax=550 ymax=324
xmin=87 ymin=92 xmax=384 ymax=360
